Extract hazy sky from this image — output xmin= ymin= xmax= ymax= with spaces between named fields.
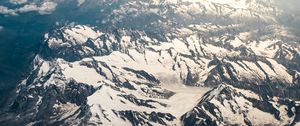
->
xmin=275 ymin=0 xmax=300 ymax=12
xmin=0 ymin=0 xmax=300 ymax=16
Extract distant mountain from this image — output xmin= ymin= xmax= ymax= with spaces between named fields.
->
xmin=0 ymin=0 xmax=299 ymax=125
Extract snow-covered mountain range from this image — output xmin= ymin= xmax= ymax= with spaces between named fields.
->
xmin=0 ymin=0 xmax=300 ymax=125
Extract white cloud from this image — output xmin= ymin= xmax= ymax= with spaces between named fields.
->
xmin=18 ymin=4 xmax=39 ymax=13
xmin=38 ymin=1 xmax=58 ymax=14
xmin=0 ymin=26 xmax=3 ymax=31
xmin=0 ymin=1 xmax=57 ymax=15
xmin=77 ymin=0 xmax=86 ymax=6
xmin=18 ymin=2 xmax=57 ymax=14
xmin=9 ymin=0 xmax=27 ymax=5
xmin=0 ymin=6 xmax=17 ymax=15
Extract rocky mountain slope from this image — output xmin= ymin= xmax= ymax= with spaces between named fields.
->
xmin=0 ymin=0 xmax=300 ymax=125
